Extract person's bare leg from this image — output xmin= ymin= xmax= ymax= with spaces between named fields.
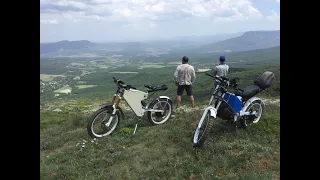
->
xmin=177 ymin=95 xmax=182 ymax=107
xmin=190 ymin=95 xmax=195 ymax=108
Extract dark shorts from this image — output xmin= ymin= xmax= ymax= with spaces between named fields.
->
xmin=177 ymin=85 xmax=193 ymax=96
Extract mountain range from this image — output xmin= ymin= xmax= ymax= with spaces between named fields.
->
xmin=40 ymin=30 xmax=280 ymax=56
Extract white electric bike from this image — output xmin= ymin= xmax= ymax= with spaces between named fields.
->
xmin=193 ymin=71 xmax=276 ymax=148
xmin=87 ymin=77 xmax=173 ymax=138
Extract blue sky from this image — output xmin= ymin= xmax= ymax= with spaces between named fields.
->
xmin=40 ymin=0 xmax=280 ymax=43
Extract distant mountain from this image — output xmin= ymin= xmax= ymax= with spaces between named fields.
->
xmin=153 ymin=32 xmax=244 ymax=44
xmin=198 ymin=30 xmax=280 ymax=52
xmin=190 ymin=46 xmax=280 ymax=68
xmin=40 ymin=40 xmax=96 ymax=54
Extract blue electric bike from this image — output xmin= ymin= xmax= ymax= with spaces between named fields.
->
xmin=192 ymin=71 xmax=276 ymax=148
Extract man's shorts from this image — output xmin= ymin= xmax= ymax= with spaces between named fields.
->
xmin=177 ymin=85 xmax=193 ymax=96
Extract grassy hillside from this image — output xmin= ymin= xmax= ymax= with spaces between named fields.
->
xmin=40 ymin=43 xmax=280 ymax=179
xmin=40 ymin=101 xmax=279 ymax=179
xmin=40 ymin=66 xmax=280 ymax=179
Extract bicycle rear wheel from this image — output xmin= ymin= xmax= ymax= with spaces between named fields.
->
xmin=147 ymin=98 xmax=172 ymax=125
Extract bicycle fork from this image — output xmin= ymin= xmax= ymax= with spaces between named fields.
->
xmin=104 ymin=93 xmax=122 ymax=127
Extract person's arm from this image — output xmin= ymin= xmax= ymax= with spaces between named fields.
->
xmin=173 ymin=66 xmax=179 ymax=83
xmin=191 ymin=67 xmax=196 ymax=84
xmin=212 ymin=66 xmax=217 ymax=77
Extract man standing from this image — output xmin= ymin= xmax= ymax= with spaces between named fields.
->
xmin=213 ymin=56 xmax=229 ymax=77
xmin=173 ymin=56 xmax=196 ymax=108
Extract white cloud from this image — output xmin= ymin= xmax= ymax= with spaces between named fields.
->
xmin=40 ymin=0 xmax=280 ymax=42
xmin=266 ymin=11 xmax=280 ymax=21
xmin=40 ymin=0 xmax=263 ymax=25
xmin=40 ymin=19 xmax=59 ymax=24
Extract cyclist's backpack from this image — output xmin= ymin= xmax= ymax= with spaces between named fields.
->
xmin=254 ymin=71 xmax=276 ymax=90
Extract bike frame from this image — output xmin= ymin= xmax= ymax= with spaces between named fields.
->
xmin=103 ymin=86 xmax=170 ymax=127
xmin=197 ymin=82 xmax=262 ymax=129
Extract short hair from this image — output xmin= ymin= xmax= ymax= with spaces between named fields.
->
xmin=182 ymin=56 xmax=189 ymax=62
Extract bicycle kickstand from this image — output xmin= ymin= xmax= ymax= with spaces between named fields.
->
xmin=133 ymin=117 xmax=143 ymax=135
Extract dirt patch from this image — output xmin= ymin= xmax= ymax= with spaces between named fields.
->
xmin=258 ymin=157 xmax=271 ymax=169
xmin=49 ymin=172 xmax=57 ymax=177
xmin=42 ymin=150 xmax=56 ymax=155
xmin=40 ymin=74 xmax=66 ymax=82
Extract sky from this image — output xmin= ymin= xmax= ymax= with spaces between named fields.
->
xmin=40 ymin=0 xmax=280 ymax=43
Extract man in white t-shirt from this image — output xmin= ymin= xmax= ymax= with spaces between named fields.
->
xmin=173 ymin=56 xmax=196 ymax=108
xmin=213 ymin=56 xmax=229 ymax=77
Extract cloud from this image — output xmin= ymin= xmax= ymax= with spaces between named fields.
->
xmin=276 ymin=0 xmax=280 ymax=4
xmin=40 ymin=19 xmax=59 ymax=24
xmin=40 ymin=0 xmax=263 ymax=25
xmin=40 ymin=0 xmax=280 ymax=42
xmin=266 ymin=10 xmax=280 ymax=21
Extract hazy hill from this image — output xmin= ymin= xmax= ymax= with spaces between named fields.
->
xmin=40 ymin=40 xmax=96 ymax=54
xmin=39 ymin=30 xmax=280 ymax=58
xmin=199 ymin=30 xmax=280 ymax=52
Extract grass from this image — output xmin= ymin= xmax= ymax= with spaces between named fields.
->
xmin=40 ymin=74 xmax=66 ymax=82
xmin=40 ymin=101 xmax=279 ymax=180
xmin=40 ymin=56 xmax=280 ymax=179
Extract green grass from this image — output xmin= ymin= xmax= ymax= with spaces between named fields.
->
xmin=40 ymin=102 xmax=279 ymax=180
xmin=40 ymin=53 xmax=280 ymax=179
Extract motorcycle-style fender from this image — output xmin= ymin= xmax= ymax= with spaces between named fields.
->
xmin=241 ymin=97 xmax=263 ymax=112
xmin=146 ymin=96 xmax=173 ymax=109
xmin=208 ymin=108 xmax=217 ymax=118
xmin=197 ymin=106 xmax=217 ymax=128
xmin=158 ymin=96 xmax=173 ymax=105
xmin=100 ymin=103 xmax=114 ymax=110
xmin=99 ymin=103 xmax=124 ymax=120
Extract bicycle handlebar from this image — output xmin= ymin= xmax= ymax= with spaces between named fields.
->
xmin=112 ymin=77 xmax=136 ymax=90
xmin=205 ymin=72 xmax=229 ymax=82
xmin=205 ymin=72 xmax=214 ymax=78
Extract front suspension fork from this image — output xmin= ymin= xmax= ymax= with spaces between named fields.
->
xmin=105 ymin=93 xmax=122 ymax=127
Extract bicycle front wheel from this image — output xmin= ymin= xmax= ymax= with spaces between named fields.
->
xmin=87 ymin=108 xmax=119 ymax=138
xmin=193 ymin=111 xmax=214 ymax=148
